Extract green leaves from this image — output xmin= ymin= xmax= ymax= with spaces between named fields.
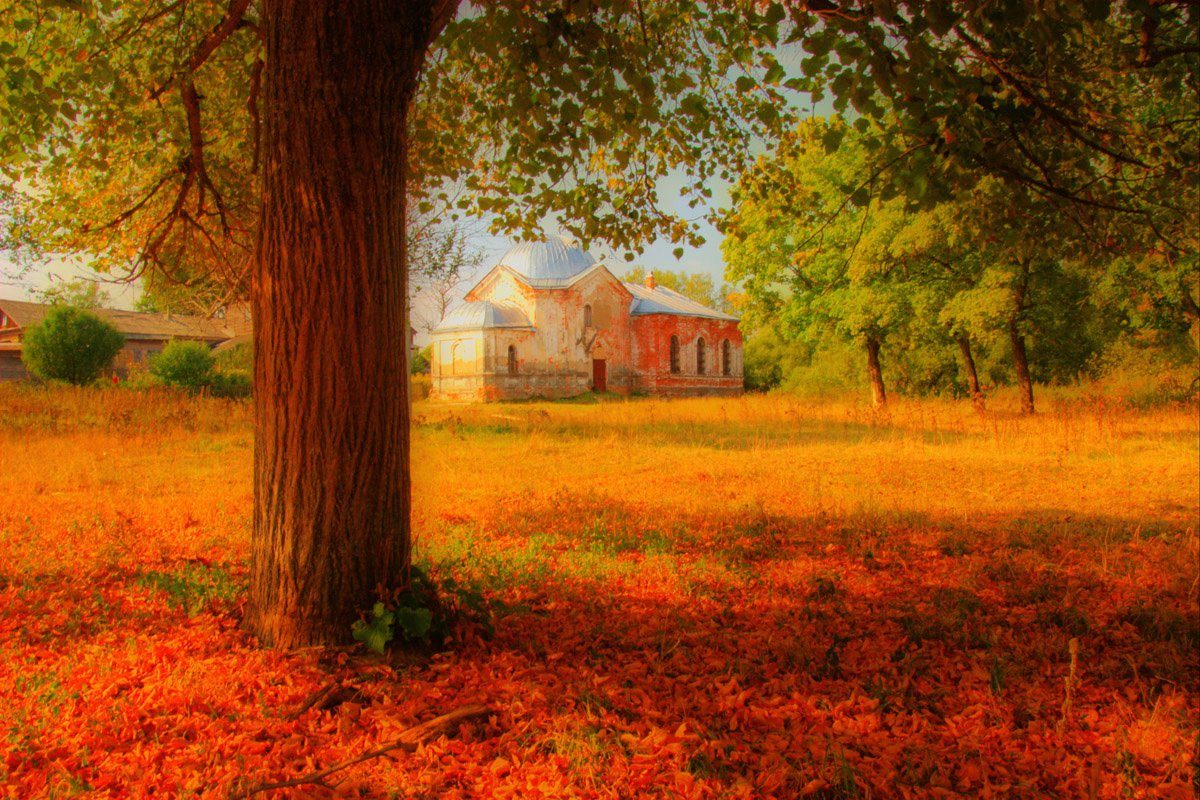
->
xmin=351 ymin=603 xmax=395 ymax=655
xmin=351 ymin=601 xmax=434 ymax=654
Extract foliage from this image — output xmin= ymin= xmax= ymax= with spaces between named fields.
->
xmin=207 ymin=369 xmax=251 ymax=399
xmin=352 ymin=565 xmax=491 ymax=654
xmin=149 ymin=340 xmax=216 ymax=394
xmin=724 ymin=116 xmax=1197 ymax=403
xmin=20 ymin=305 xmax=123 ymax=385
xmin=410 ymin=345 xmax=431 ymax=376
xmin=1 ymin=388 xmax=1197 ymax=795
xmin=36 ymin=278 xmax=111 ymax=309
xmin=212 ymin=341 xmax=252 ymax=374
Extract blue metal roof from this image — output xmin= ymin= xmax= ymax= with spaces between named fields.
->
xmin=624 ymin=283 xmax=738 ymax=321
xmin=433 ymin=301 xmax=533 ymax=333
xmin=497 ymin=236 xmax=596 ymax=283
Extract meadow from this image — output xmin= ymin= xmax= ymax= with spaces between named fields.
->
xmin=0 ymin=385 xmax=1197 ymax=798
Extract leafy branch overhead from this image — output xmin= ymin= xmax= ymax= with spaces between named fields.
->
xmin=2 ymin=1 xmax=1194 ymax=284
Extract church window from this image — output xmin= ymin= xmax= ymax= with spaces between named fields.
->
xmin=583 ymin=304 xmax=592 ymax=328
xmin=507 ymin=344 xmax=517 ymax=374
xmin=722 ymin=339 xmax=732 ymax=376
xmin=669 ymin=335 xmax=680 ymax=374
xmin=697 ymin=338 xmax=707 ymax=375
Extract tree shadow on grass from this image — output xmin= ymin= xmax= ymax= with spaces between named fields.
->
xmin=409 ymin=494 xmax=1199 ymax=797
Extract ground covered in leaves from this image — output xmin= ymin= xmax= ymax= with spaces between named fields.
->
xmin=1 ymin=387 xmax=1197 ymax=798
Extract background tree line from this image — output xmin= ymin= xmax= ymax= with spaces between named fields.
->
xmin=722 ymin=117 xmax=1198 ymax=412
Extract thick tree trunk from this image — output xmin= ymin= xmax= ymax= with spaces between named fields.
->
xmin=865 ymin=335 xmax=887 ymax=408
xmin=1008 ymin=321 xmax=1035 ymax=415
xmin=247 ymin=0 xmax=446 ymax=648
xmin=956 ymin=332 xmax=984 ymax=410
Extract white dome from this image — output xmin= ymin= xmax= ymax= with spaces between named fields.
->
xmin=497 ymin=236 xmax=595 ymax=282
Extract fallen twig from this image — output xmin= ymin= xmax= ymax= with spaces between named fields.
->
xmin=231 ymin=704 xmax=489 ymax=798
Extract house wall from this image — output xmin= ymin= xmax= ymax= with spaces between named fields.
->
xmin=518 ymin=272 xmax=634 ymax=397
xmin=430 ymin=330 xmax=488 ymax=400
xmin=0 ymin=349 xmax=27 ymax=381
xmin=432 ymin=270 xmax=637 ymax=400
xmin=631 ymin=315 xmax=744 ymax=396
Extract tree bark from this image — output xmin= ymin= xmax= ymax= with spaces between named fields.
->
xmin=247 ymin=0 xmax=449 ymax=648
xmin=1009 ymin=321 xmax=1035 ymax=415
xmin=956 ymin=332 xmax=984 ymax=410
xmin=1008 ymin=267 xmax=1035 ymax=416
xmin=865 ymin=335 xmax=887 ymax=408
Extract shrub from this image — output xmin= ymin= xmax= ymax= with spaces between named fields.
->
xmin=209 ymin=369 xmax=252 ymax=399
xmin=410 ymin=344 xmax=431 ymax=375
xmin=150 ymin=340 xmax=215 ymax=393
xmin=411 ymin=373 xmax=432 ymax=400
xmin=213 ymin=340 xmax=253 ymax=373
xmin=21 ymin=306 xmax=124 ymax=385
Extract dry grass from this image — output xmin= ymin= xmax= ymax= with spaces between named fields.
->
xmin=1 ymin=383 xmax=1197 ymax=798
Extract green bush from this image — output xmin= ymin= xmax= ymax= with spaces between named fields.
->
xmin=150 ymin=340 xmax=215 ymax=393
xmin=21 ymin=306 xmax=124 ymax=385
xmin=209 ymin=369 xmax=252 ymax=399
xmin=410 ymin=344 xmax=431 ymax=375
xmin=213 ymin=340 xmax=253 ymax=373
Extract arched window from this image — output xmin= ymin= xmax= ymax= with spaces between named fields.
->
xmin=722 ymin=339 xmax=732 ymax=376
xmin=583 ymin=304 xmax=592 ymax=328
xmin=507 ymin=344 xmax=517 ymax=375
xmin=697 ymin=338 xmax=707 ymax=375
xmin=669 ymin=335 xmax=680 ymax=374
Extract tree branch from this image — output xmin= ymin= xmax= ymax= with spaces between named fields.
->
xmin=230 ymin=704 xmax=491 ymax=799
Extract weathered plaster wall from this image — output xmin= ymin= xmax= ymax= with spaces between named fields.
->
xmin=430 ymin=330 xmax=488 ymax=400
xmin=631 ymin=315 xmax=744 ymax=396
xmin=432 ymin=269 xmax=744 ymax=400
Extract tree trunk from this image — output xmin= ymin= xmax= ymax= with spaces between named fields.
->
xmin=1008 ymin=321 xmax=1035 ymax=415
xmin=865 ymin=336 xmax=887 ymax=408
xmin=247 ymin=0 xmax=447 ymax=648
xmin=956 ymin=332 xmax=984 ymax=410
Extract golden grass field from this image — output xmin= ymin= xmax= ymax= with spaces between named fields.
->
xmin=1 ymin=385 xmax=1197 ymax=798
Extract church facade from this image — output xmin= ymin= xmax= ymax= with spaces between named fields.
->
xmin=431 ymin=238 xmax=743 ymax=400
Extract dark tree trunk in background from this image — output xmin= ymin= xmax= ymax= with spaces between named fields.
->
xmin=956 ymin=332 xmax=984 ymax=410
xmin=865 ymin=335 xmax=887 ymax=408
xmin=1009 ymin=321 xmax=1035 ymax=415
xmin=1009 ymin=271 xmax=1035 ymax=416
xmin=247 ymin=0 xmax=450 ymax=648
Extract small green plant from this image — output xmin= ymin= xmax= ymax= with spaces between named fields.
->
xmin=351 ymin=565 xmax=492 ymax=654
xmin=21 ymin=306 xmax=124 ymax=385
xmin=150 ymin=340 xmax=216 ymax=393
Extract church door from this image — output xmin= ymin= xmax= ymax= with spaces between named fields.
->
xmin=592 ymin=359 xmax=607 ymax=393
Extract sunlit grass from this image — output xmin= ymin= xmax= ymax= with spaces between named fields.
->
xmin=1 ymin=383 xmax=1197 ymax=796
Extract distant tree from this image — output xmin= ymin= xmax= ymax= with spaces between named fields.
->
xmin=37 ymin=278 xmax=111 ymax=310
xmin=150 ymin=340 xmax=216 ymax=394
xmin=409 ymin=223 xmax=485 ymax=334
xmin=21 ymin=306 xmax=123 ymax=385
xmin=723 ymin=119 xmax=911 ymax=408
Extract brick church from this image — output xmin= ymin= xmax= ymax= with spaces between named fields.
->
xmin=431 ymin=237 xmax=743 ymax=400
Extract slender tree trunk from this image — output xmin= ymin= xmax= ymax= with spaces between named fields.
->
xmin=865 ymin=335 xmax=887 ymax=408
xmin=247 ymin=0 xmax=448 ymax=648
xmin=956 ymin=332 xmax=984 ymax=410
xmin=1008 ymin=321 xmax=1035 ymax=415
